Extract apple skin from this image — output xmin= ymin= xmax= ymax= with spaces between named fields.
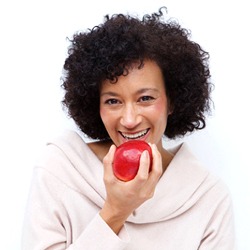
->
xmin=113 ymin=140 xmax=153 ymax=182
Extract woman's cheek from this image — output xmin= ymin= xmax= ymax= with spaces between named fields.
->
xmin=100 ymin=107 xmax=109 ymax=124
xmin=100 ymin=107 xmax=116 ymax=127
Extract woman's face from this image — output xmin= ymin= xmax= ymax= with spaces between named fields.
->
xmin=100 ymin=60 xmax=170 ymax=149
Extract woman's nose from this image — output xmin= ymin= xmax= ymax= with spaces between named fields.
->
xmin=120 ymin=104 xmax=141 ymax=129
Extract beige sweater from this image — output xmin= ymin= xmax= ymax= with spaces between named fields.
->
xmin=22 ymin=130 xmax=235 ymax=249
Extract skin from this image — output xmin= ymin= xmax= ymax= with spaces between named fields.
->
xmin=89 ymin=60 xmax=173 ymax=234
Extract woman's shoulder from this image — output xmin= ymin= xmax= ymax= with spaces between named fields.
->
xmin=45 ymin=130 xmax=88 ymax=156
xmin=166 ymin=142 xmax=231 ymax=197
xmin=38 ymin=129 xmax=112 ymax=164
xmin=32 ymin=130 xmax=107 ymax=196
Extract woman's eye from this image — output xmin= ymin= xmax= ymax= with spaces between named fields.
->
xmin=105 ymin=99 xmax=119 ymax=105
xmin=139 ymin=96 xmax=154 ymax=102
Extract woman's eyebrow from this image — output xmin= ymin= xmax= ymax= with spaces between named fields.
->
xmin=100 ymin=88 xmax=159 ymax=97
xmin=100 ymin=91 xmax=119 ymax=97
xmin=136 ymin=88 xmax=159 ymax=94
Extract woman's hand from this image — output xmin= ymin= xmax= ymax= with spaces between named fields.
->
xmin=99 ymin=143 xmax=162 ymax=234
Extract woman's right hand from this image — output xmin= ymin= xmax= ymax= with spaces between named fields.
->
xmin=99 ymin=143 xmax=162 ymax=234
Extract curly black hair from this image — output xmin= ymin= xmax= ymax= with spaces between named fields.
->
xmin=61 ymin=7 xmax=212 ymax=140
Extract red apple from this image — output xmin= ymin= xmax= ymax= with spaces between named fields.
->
xmin=113 ymin=140 xmax=153 ymax=182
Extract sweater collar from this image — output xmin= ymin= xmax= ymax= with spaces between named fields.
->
xmin=51 ymin=130 xmax=209 ymax=224
xmin=127 ymin=143 xmax=209 ymax=223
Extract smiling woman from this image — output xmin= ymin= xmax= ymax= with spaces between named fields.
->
xmin=21 ymin=7 xmax=235 ymax=250
xmin=61 ymin=7 xmax=211 ymax=141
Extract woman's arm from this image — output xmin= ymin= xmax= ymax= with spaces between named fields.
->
xmin=21 ymin=167 xmax=129 ymax=250
xmin=99 ymin=144 xmax=162 ymax=234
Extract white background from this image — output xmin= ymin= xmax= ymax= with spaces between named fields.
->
xmin=0 ymin=0 xmax=249 ymax=249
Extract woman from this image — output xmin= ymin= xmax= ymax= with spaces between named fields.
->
xmin=22 ymin=7 xmax=235 ymax=249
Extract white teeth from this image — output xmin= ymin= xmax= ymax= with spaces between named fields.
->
xmin=121 ymin=129 xmax=148 ymax=139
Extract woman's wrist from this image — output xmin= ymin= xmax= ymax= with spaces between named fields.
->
xmin=99 ymin=203 xmax=128 ymax=235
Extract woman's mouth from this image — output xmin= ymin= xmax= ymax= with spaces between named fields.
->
xmin=120 ymin=129 xmax=149 ymax=140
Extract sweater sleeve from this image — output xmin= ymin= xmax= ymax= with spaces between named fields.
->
xmin=198 ymin=191 xmax=236 ymax=250
xmin=21 ymin=167 xmax=130 ymax=250
xmin=69 ymin=214 xmax=130 ymax=250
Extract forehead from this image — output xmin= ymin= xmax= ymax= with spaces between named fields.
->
xmin=100 ymin=60 xmax=165 ymax=92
